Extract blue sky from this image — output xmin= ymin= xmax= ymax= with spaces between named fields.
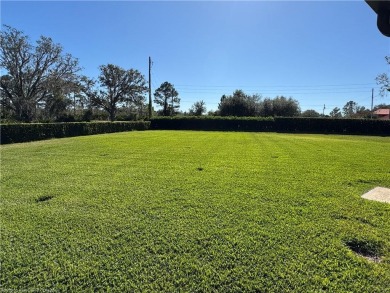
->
xmin=1 ymin=1 xmax=389 ymax=114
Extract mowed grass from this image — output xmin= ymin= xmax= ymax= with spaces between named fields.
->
xmin=1 ymin=131 xmax=390 ymax=292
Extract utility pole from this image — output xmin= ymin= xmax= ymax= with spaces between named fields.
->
xmin=171 ymin=89 xmax=174 ymax=116
xmin=371 ymin=88 xmax=374 ymax=118
xmin=73 ymin=93 xmax=76 ymax=116
xmin=148 ymin=57 xmax=152 ymax=119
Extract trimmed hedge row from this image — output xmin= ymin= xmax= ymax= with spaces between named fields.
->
xmin=274 ymin=117 xmax=390 ymax=135
xmin=2 ymin=117 xmax=388 ymax=144
xmin=1 ymin=121 xmax=150 ymax=144
xmin=150 ymin=116 xmax=390 ymax=136
xmin=150 ymin=116 xmax=275 ymax=132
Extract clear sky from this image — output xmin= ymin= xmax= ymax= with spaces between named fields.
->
xmin=1 ymin=1 xmax=389 ymax=114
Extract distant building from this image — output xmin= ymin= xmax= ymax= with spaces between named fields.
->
xmin=373 ymin=109 xmax=390 ymax=120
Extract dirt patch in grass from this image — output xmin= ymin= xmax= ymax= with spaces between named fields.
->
xmin=344 ymin=238 xmax=383 ymax=263
xmin=36 ymin=195 xmax=54 ymax=202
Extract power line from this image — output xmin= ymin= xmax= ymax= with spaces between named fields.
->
xmin=175 ymin=83 xmax=376 ymax=89
xmin=177 ymin=90 xmax=372 ymax=95
xmin=176 ymin=82 xmax=376 ymax=86
xmin=173 ymin=83 xmax=378 ymax=97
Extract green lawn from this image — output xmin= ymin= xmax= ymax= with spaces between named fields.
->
xmin=1 ymin=131 xmax=390 ymax=292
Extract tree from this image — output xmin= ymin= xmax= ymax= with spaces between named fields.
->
xmin=342 ymin=101 xmax=358 ymax=117
xmin=132 ymin=93 xmax=147 ymax=119
xmin=259 ymin=98 xmax=273 ymax=117
xmin=207 ymin=110 xmax=218 ymax=116
xmin=354 ymin=106 xmax=371 ymax=119
xmin=42 ymin=90 xmax=73 ymax=121
xmin=340 ymin=101 xmax=370 ymax=118
xmin=271 ymin=96 xmax=301 ymax=117
xmin=376 ymin=56 xmax=390 ymax=97
xmin=90 ymin=64 xmax=147 ymax=121
xmin=0 ymin=25 xmax=81 ymax=122
xmin=258 ymin=96 xmax=300 ymax=117
xmin=189 ymin=100 xmax=206 ymax=116
xmin=218 ymin=90 xmax=260 ymax=116
xmin=154 ymin=82 xmax=180 ymax=116
xmin=73 ymin=75 xmax=96 ymax=120
xmin=301 ymin=109 xmax=320 ymax=117
xmin=373 ymin=103 xmax=390 ymax=110
xmin=329 ymin=107 xmax=342 ymax=118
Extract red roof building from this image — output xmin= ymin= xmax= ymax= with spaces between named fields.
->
xmin=373 ymin=109 xmax=390 ymax=120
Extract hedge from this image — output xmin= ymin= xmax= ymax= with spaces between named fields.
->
xmin=150 ymin=116 xmax=390 ymax=136
xmin=2 ymin=118 xmax=389 ymax=144
xmin=150 ymin=116 xmax=275 ymax=132
xmin=274 ymin=117 xmax=390 ymax=135
xmin=0 ymin=121 xmax=151 ymax=144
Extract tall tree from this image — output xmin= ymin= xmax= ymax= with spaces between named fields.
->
xmin=341 ymin=101 xmax=369 ymax=118
xmin=218 ymin=90 xmax=260 ymax=116
xmin=342 ymin=100 xmax=358 ymax=117
xmin=329 ymin=107 xmax=342 ymax=118
xmin=259 ymin=98 xmax=274 ymax=117
xmin=189 ymin=100 xmax=206 ymax=116
xmin=258 ymin=96 xmax=300 ymax=117
xmin=90 ymin=64 xmax=147 ymax=121
xmin=153 ymin=82 xmax=180 ymax=116
xmin=271 ymin=96 xmax=301 ymax=117
xmin=0 ymin=25 xmax=81 ymax=122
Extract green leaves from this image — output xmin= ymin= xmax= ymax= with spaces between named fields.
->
xmin=0 ymin=121 xmax=150 ymax=144
xmin=93 ymin=64 xmax=148 ymax=121
xmin=153 ymin=82 xmax=180 ymax=116
xmin=0 ymin=25 xmax=81 ymax=122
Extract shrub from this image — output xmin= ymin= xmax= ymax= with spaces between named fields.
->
xmin=150 ymin=116 xmax=390 ymax=136
xmin=150 ymin=116 xmax=274 ymax=131
xmin=0 ymin=121 xmax=151 ymax=144
xmin=274 ymin=117 xmax=390 ymax=135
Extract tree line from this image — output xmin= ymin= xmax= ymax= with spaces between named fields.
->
xmin=213 ymin=90 xmax=301 ymax=117
xmin=188 ymin=90 xmax=389 ymax=119
xmin=1 ymin=25 xmax=389 ymax=123
xmin=0 ymin=25 xmax=181 ymax=122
